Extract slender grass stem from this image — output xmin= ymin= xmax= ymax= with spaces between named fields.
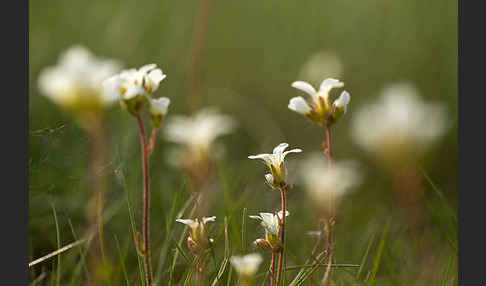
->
xmin=136 ymin=114 xmax=153 ymax=286
xmin=271 ymin=252 xmax=276 ymax=286
xmin=276 ymin=187 xmax=287 ymax=285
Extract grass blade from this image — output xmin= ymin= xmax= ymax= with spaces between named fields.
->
xmin=51 ymin=203 xmax=61 ymax=286
xmin=356 ymin=233 xmax=375 ymax=281
xmin=368 ymin=219 xmax=391 ymax=285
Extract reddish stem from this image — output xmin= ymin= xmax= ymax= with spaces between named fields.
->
xmin=276 ymin=187 xmax=287 ymax=286
xmin=323 ymin=125 xmax=334 ymax=285
xmin=136 ymin=114 xmax=153 ymax=286
xmin=146 ymin=129 xmax=158 ymax=155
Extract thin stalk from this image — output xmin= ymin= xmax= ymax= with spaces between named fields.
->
xmin=323 ymin=125 xmax=334 ymax=286
xmin=276 ymin=187 xmax=287 ymax=285
xmin=136 ymin=114 xmax=153 ymax=286
xmin=271 ymin=252 xmax=276 ymax=286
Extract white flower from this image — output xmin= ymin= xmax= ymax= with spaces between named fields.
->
xmin=149 ymin=97 xmax=170 ymax=116
xmin=102 ymin=63 xmax=166 ymax=102
xmin=165 ymin=107 xmax=235 ymax=154
xmin=291 ymin=78 xmax=343 ymax=107
xmin=230 ymin=253 xmax=263 ymax=277
xmin=249 ymin=210 xmax=289 ymax=235
xmin=176 ymin=216 xmax=216 ymax=253
xmin=248 ymin=143 xmax=302 ymax=185
xmin=290 ymin=78 xmax=350 ymax=125
xmin=299 ymin=154 xmax=361 ymax=210
xmin=351 ymin=81 xmax=448 ymax=156
xmin=38 ymin=45 xmax=121 ymax=110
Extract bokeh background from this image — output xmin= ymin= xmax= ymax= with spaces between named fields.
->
xmin=29 ymin=0 xmax=457 ymax=285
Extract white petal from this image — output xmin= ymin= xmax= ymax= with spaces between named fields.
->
xmin=277 ymin=210 xmax=290 ymax=219
xmin=145 ymin=69 xmax=166 ymax=92
xmin=248 ymin=215 xmax=262 ymax=221
xmin=139 ymin=63 xmax=157 ymax=74
xmin=282 ymin=148 xmax=303 ymax=160
xmin=124 ymin=85 xmax=145 ymax=100
xmin=334 ymin=91 xmax=350 ymax=109
xmin=319 ymin=78 xmax=344 ymax=94
xmin=288 ymin=97 xmax=312 ymax=114
xmin=272 ymin=143 xmax=289 ymax=155
xmin=175 ymin=219 xmax=198 ymax=228
xmin=248 ymin=153 xmax=272 ymax=164
xmin=203 ymin=216 xmax=216 ymax=223
xmin=291 ymin=81 xmax=317 ymax=97
xmin=265 ymin=173 xmax=274 ymax=184
xmin=149 ymin=97 xmax=170 ymax=115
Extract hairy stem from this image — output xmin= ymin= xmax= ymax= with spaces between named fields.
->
xmin=276 ymin=187 xmax=287 ymax=285
xmin=136 ymin=114 xmax=153 ymax=286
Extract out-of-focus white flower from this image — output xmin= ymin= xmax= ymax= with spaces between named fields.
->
xmin=176 ymin=216 xmax=216 ymax=254
xmin=299 ymin=154 xmax=361 ymax=212
xmin=102 ymin=63 xmax=166 ymax=114
xmin=297 ymin=51 xmax=343 ymax=87
xmin=149 ymin=97 xmax=170 ymax=127
xmin=248 ymin=143 xmax=302 ymax=187
xmin=249 ymin=210 xmax=289 ymax=236
xmin=289 ymin=78 xmax=350 ymax=125
xmin=165 ymin=108 xmax=235 ymax=166
xmin=230 ymin=253 xmax=263 ymax=278
xmin=351 ymin=81 xmax=448 ymax=158
xmin=165 ymin=108 xmax=235 ymax=150
xmin=38 ymin=45 xmax=122 ymax=111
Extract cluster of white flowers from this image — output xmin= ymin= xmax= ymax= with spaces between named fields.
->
xmin=38 ymin=45 xmax=122 ymax=111
xmin=103 ymin=63 xmax=170 ymax=123
xmin=351 ymin=81 xmax=448 ymax=158
xmin=288 ymin=78 xmax=350 ymax=126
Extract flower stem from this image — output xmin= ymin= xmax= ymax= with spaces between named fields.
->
xmin=323 ymin=125 xmax=334 ymax=286
xmin=271 ymin=252 xmax=276 ymax=286
xmin=136 ymin=114 xmax=153 ymax=286
xmin=276 ymin=186 xmax=287 ymax=286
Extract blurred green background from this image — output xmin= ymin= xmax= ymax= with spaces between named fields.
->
xmin=29 ymin=0 xmax=457 ymax=285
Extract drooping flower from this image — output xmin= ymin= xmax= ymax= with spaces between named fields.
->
xmin=176 ymin=216 xmax=216 ymax=254
xmin=350 ymin=81 xmax=448 ymax=161
xmin=165 ymin=107 xmax=236 ymax=166
xmin=102 ymin=64 xmax=166 ymax=115
xmin=38 ymin=45 xmax=122 ymax=112
xmin=230 ymin=253 xmax=263 ymax=282
xmin=248 ymin=143 xmax=302 ymax=187
xmin=299 ymin=154 xmax=361 ymax=214
xmin=289 ymin=78 xmax=350 ymax=126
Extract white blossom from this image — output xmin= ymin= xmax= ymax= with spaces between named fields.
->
xmin=248 ymin=143 xmax=302 ymax=185
xmin=165 ymin=107 xmax=235 ymax=153
xmin=351 ymin=81 xmax=448 ymax=155
xmin=249 ymin=210 xmax=289 ymax=235
xmin=38 ymin=45 xmax=121 ymax=110
xmin=299 ymin=154 xmax=361 ymax=210
xmin=102 ymin=63 xmax=166 ymax=102
xmin=149 ymin=97 xmax=171 ymax=116
xmin=230 ymin=253 xmax=263 ymax=277
xmin=289 ymin=78 xmax=351 ymax=124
